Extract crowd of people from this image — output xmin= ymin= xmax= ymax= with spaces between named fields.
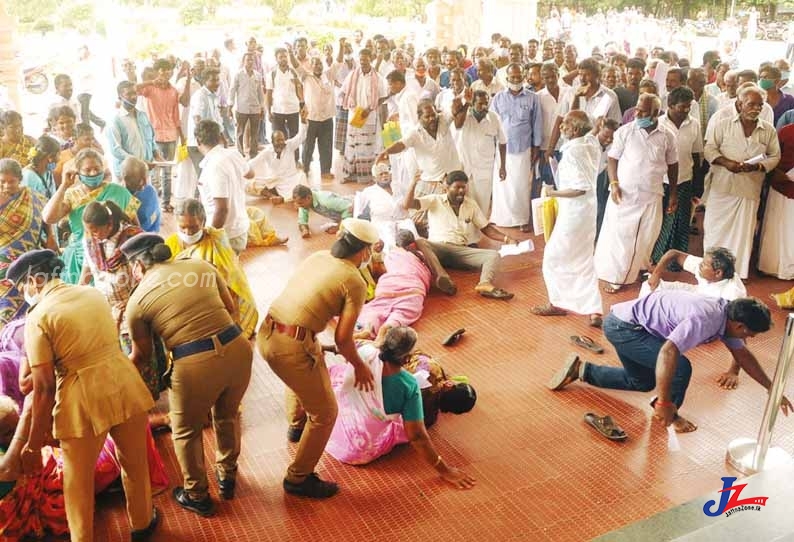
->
xmin=0 ymin=16 xmax=793 ymax=540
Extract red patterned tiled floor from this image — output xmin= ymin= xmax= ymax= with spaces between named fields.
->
xmin=93 ymin=162 xmax=794 ymax=542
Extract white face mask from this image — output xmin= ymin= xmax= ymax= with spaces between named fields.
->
xmin=23 ymin=285 xmax=40 ymax=308
xmin=508 ymin=82 xmax=523 ymax=92
xmin=359 ymin=249 xmax=371 ymax=270
xmin=344 ymin=54 xmax=353 ymax=62
xmin=178 ymin=230 xmax=204 ymax=245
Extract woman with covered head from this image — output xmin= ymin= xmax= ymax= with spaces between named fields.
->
xmin=165 ymin=198 xmax=259 ymax=339
xmin=326 ymin=326 xmax=476 ymax=489
xmin=43 ymin=147 xmax=140 ymax=284
xmin=21 ymin=135 xmax=61 ymax=199
xmin=0 ymin=111 xmax=36 ymax=167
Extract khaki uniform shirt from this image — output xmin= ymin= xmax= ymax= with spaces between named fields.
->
xmin=418 ymin=194 xmax=489 ymax=246
xmin=268 ymin=251 xmax=367 ymax=333
xmin=125 ymin=259 xmax=234 ymax=349
xmin=26 ymin=280 xmax=154 ymax=439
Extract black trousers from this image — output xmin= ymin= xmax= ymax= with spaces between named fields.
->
xmin=272 ymin=112 xmax=300 ymax=162
xmin=302 ymin=118 xmax=333 ymax=175
xmin=235 ymin=112 xmax=262 ymax=159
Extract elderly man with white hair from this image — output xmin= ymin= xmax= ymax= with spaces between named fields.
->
xmin=594 ymin=93 xmax=679 ymax=294
xmin=121 ymin=156 xmax=161 ymax=232
xmin=531 ymin=111 xmax=604 ymax=326
xmin=704 ymin=85 xmax=781 ymax=279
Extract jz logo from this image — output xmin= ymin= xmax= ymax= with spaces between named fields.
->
xmin=703 ymin=476 xmax=768 ymax=517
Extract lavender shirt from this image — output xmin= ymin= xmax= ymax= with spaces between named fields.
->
xmin=611 ymin=290 xmax=745 ymax=353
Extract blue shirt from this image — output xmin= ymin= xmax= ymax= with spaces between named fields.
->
xmin=21 ymin=168 xmax=56 ymax=199
xmin=611 ymin=290 xmax=745 ymax=353
xmin=135 ymin=184 xmax=161 ymax=232
xmin=107 ymin=109 xmax=157 ymax=179
xmin=776 ymin=108 xmax=794 ymax=130
xmin=439 ymin=69 xmax=473 ymax=89
xmin=382 ymin=369 xmax=423 ymax=422
xmin=490 ymin=88 xmax=543 ymax=154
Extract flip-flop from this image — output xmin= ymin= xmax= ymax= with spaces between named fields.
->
xmin=478 ymin=288 xmax=514 ymax=300
xmin=442 ymin=328 xmax=466 ymax=346
xmin=570 ymin=335 xmax=604 ymax=354
xmin=584 ymin=413 xmax=627 ymax=441
xmin=531 ymin=304 xmax=568 ymax=316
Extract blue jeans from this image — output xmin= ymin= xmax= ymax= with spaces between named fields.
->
xmin=156 ymin=140 xmax=176 ymax=203
xmin=582 ymin=313 xmax=692 ymax=407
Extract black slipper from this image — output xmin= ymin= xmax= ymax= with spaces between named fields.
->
xmin=442 ymin=328 xmax=466 ymax=346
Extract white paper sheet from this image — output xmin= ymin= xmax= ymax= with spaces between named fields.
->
xmin=744 ymin=154 xmax=766 ymax=165
xmin=499 ymin=239 xmax=535 ymax=257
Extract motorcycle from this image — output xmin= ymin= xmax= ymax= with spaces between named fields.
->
xmin=24 ymin=65 xmax=49 ymax=94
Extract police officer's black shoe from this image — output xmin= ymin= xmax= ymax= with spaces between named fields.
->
xmin=131 ymin=507 xmax=159 ymax=540
xmin=172 ymin=487 xmax=216 ymax=517
xmin=283 ymin=473 xmax=339 ymax=499
xmin=216 ymin=472 xmax=236 ymax=500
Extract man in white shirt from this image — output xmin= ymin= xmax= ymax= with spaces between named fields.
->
xmin=652 ymin=87 xmax=703 ymax=264
xmin=248 ymin=111 xmax=308 ymax=203
xmin=641 ymin=247 xmax=747 ymax=301
xmin=594 ymin=93 xmax=679 ymax=293
xmin=187 ymin=67 xmax=224 ymax=174
xmin=537 ymin=62 xmax=572 ymax=187
xmin=405 ymin=57 xmax=440 ymax=102
xmin=300 ymin=57 xmax=336 ymax=179
xmin=703 ymin=87 xmax=780 ymax=278
xmin=470 ymin=59 xmax=505 ymax=98
xmin=356 ymin=161 xmax=414 ymax=250
xmin=708 ymin=81 xmax=775 ymax=132
xmin=266 ymin=48 xmax=303 ymax=162
xmin=452 ymin=89 xmax=507 ymax=220
xmin=195 ymin=119 xmax=254 ymax=254
xmin=434 ymin=68 xmax=466 ymax=116
xmin=49 ymin=74 xmax=82 ymax=124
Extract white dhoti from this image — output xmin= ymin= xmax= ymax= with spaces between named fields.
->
xmin=758 ymin=188 xmax=794 ymax=280
xmin=490 ymin=149 xmax=532 ymax=227
xmin=703 ymin=191 xmax=759 ymax=280
xmin=594 ymin=194 xmax=663 ymax=285
xmin=173 ymin=159 xmax=198 ymax=202
xmin=542 ymin=203 xmax=603 ymax=315
xmin=389 ymin=149 xmax=417 ymax=201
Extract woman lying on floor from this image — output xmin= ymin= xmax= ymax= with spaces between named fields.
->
xmin=325 ymin=326 xmax=476 ymax=489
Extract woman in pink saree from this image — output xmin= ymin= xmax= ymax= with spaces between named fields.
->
xmin=326 ymin=327 xmax=475 ymax=489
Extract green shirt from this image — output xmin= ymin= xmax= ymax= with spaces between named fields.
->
xmin=297 ymin=190 xmax=353 ymax=225
xmin=382 ymin=369 xmax=424 ymax=422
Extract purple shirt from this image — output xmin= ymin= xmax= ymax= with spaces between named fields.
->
xmin=611 ymin=290 xmax=745 ymax=353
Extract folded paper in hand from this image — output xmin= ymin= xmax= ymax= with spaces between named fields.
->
xmin=744 ymin=154 xmax=766 ymax=165
xmin=499 ymin=239 xmax=535 ymax=257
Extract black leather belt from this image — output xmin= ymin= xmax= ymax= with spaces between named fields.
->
xmin=172 ymin=324 xmax=242 ymax=361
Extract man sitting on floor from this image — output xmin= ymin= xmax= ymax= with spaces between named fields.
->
xmin=247 ymin=111 xmax=308 ymax=204
xmin=292 ymin=184 xmax=353 ymax=238
xmin=402 ymin=170 xmax=518 ymax=300
xmin=549 ymin=291 xmax=791 ymax=433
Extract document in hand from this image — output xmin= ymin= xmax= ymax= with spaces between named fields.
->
xmin=744 ymin=153 xmax=766 ymax=165
xmin=499 ymin=239 xmax=535 ymax=257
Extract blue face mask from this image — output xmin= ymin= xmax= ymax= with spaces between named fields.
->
xmin=636 ymin=117 xmax=655 ymax=129
xmin=46 ymin=161 xmax=56 ymax=172
xmin=121 ymin=97 xmax=137 ymax=109
xmin=79 ymin=173 xmax=105 ymax=187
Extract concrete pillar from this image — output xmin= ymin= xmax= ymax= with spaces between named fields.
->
xmin=429 ymin=0 xmax=483 ymax=49
xmin=0 ymin=0 xmax=21 ymax=109
xmin=482 ymin=0 xmax=539 ymax=44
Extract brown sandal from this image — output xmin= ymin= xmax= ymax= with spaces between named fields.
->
xmin=531 ymin=304 xmax=567 ymax=316
xmin=584 ymin=413 xmax=627 ymax=441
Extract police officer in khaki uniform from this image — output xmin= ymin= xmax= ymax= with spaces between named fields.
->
xmin=9 ymin=249 xmax=158 ymax=542
xmin=258 ymin=218 xmax=378 ymax=499
xmin=122 ymin=234 xmax=252 ymax=517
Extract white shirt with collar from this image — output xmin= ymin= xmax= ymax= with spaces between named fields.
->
xmin=707 ymin=98 xmax=774 ymax=133
xmin=470 ymin=78 xmax=506 ymax=97
xmin=558 ymin=84 xmax=622 ymax=125
xmin=658 ymin=113 xmax=703 ymax=183
xmin=302 ymin=72 xmax=336 ymax=122
xmin=402 ymin=113 xmax=463 ymax=182
xmin=456 ymin=110 xmax=507 ymax=173
xmin=266 ymin=67 xmax=301 ymax=115
xmin=405 ymin=74 xmax=440 ymax=102
xmin=608 ymin=120 xmax=678 ymax=203
xmin=49 ymin=95 xmax=82 ymax=124
xmin=198 ymin=145 xmax=251 ymax=240
xmin=188 ymin=86 xmax=222 ymax=147
xmin=417 ymin=194 xmax=489 ymax=245
xmin=537 ymin=85 xmax=573 ymax=150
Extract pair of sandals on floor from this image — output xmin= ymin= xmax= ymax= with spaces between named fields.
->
xmin=531 ymin=304 xmax=603 ymax=328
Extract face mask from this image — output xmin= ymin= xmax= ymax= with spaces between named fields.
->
xmin=472 ymin=110 xmax=487 ymax=120
xmin=508 ymin=82 xmax=523 ymax=92
xmin=344 ymin=54 xmax=353 ymax=62
xmin=121 ymin=97 xmax=137 ymax=109
xmin=178 ymin=230 xmax=204 ymax=245
xmin=23 ymin=287 xmax=40 ymax=308
xmin=782 ymin=71 xmax=790 ymax=81
xmin=636 ymin=117 xmax=655 ymax=129
xmin=759 ymin=78 xmax=775 ymax=91
xmin=359 ymin=249 xmax=372 ymax=270
xmin=79 ymin=173 xmax=105 ymax=187
xmin=46 ymin=161 xmax=57 ymax=172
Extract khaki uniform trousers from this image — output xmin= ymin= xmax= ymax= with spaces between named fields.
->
xmin=257 ymin=326 xmax=337 ymax=484
xmin=169 ymin=334 xmax=253 ymax=500
xmin=60 ymin=411 xmax=151 ymax=542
